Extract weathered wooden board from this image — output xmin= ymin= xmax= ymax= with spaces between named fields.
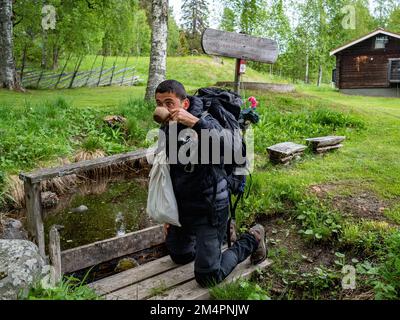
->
xmin=267 ymin=142 xmax=307 ymax=157
xmin=24 ymin=180 xmax=45 ymax=258
xmin=316 ymin=144 xmax=343 ymax=154
xmin=150 ymin=258 xmax=272 ymax=300
xmin=105 ymin=260 xmax=195 ymax=300
xmin=89 ymin=255 xmax=179 ymax=296
xmin=49 ymin=226 xmax=62 ymax=283
xmin=306 ymin=136 xmax=346 ymax=148
xmin=202 ymin=28 xmax=278 ymax=63
xmin=19 ymin=148 xmax=151 ymax=184
xmin=61 ymin=225 xmax=164 ymax=274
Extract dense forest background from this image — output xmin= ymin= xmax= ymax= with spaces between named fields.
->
xmin=9 ymin=0 xmax=400 ymax=84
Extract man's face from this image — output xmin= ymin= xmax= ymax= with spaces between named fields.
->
xmin=155 ymin=92 xmax=189 ymax=113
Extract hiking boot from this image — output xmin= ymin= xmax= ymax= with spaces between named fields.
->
xmin=248 ymin=224 xmax=267 ymax=265
xmin=230 ymin=219 xmax=237 ymax=243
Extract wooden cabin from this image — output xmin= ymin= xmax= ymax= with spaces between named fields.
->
xmin=330 ymin=29 xmax=400 ymax=97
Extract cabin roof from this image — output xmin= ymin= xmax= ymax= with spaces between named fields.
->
xmin=330 ymin=28 xmax=400 ymax=56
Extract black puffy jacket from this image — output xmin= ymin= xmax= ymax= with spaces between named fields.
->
xmin=160 ymin=96 xmax=233 ymax=225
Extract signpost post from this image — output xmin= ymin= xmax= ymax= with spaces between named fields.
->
xmin=201 ymin=28 xmax=279 ymax=95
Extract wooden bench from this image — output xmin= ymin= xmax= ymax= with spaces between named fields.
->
xmin=306 ymin=136 xmax=346 ymax=154
xmin=267 ymin=142 xmax=307 ymax=164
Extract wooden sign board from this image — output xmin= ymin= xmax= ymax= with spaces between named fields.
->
xmin=201 ymin=28 xmax=279 ymax=63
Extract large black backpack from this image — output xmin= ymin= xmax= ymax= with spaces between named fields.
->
xmin=194 ymin=87 xmax=251 ymax=247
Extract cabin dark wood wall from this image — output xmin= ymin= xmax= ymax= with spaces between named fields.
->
xmin=335 ymin=35 xmax=400 ymax=89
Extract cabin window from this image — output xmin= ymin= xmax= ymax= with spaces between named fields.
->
xmin=388 ymin=59 xmax=400 ymax=83
xmin=375 ymin=36 xmax=388 ymax=49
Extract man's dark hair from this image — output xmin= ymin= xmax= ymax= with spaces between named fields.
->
xmin=155 ymin=80 xmax=187 ymax=100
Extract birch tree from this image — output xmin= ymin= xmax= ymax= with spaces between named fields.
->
xmin=0 ymin=0 xmax=21 ymax=90
xmin=145 ymin=0 xmax=169 ymax=101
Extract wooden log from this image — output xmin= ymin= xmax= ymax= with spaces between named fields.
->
xmin=316 ymin=144 xmax=343 ymax=154
xmin=120 ymin=56 xmax=129 ymax=86
xmin=60 ymin=225 xmax=164 ymax=274
xmin=97 ymin=55 xmax=106 ymax=87
xmin=306 ymin=136 xmax=346 ymax=149
xmin=202 ymin=28 xmax=278 ymax=63
xmin=23 ymin=181 xmax=45 ymax=258
xmin=55 ymin=53 xmax=71 ymax=89
xmin=68 ymin=56 xmax=83 ymax=89
xmin=49 ymin=225 xmax=62 ymax=283
xmin=85 ymin=55 xmax=98 ymax=87
xmin=19 ymin=148 xmax=151 ymax=184
xmin=109 ymin=57 xmax=118 ymax=86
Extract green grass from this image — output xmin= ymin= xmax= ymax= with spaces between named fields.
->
xmin=210 ymin=279 xmax=271 ymax=300
xmin=24 ymin=275 xmax=102 ymax=300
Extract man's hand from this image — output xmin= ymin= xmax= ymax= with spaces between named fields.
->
xmin=170 ymin=108 xmax=199 ymax=128
xmin=163 ymin=223 xmax=170 ymax=239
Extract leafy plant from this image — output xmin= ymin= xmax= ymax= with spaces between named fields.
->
xmin=295 ymin=198 xmax=342 ymax=242
xmin=24 ymin=275 xmax=102 ymax=300
xmin=210 ymin=279 xmax=271 ymax=300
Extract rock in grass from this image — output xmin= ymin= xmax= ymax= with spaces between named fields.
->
xmin=71 ymin=205 xmax=88 ymax=213
xmin=103 ymin=115 xmax=127 ymax=128
xmin=41 ymin=191 xmax=59 ymax=208
xmin=1 ymin=218 xmax=28 ymax=240
xmin=114 ymin=258 xmax=139 ymax=273
xmin=0 ymin=240 xmax=45 ymax=300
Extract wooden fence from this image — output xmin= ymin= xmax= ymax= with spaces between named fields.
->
xmin=17 ymin=57 xmax=141 ymax=89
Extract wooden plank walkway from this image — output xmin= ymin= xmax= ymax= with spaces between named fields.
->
xmin=89 ymin=253 xmax=271 ymax=300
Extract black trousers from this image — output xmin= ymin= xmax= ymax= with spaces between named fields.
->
xmin=165 ymin=206 xmax=259 ymax=287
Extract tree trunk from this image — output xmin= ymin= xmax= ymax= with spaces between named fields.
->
xmin=0 ymin=0 xmax=21 ymax=90
xmin=20 ymin=45 xmax=28 ymax=81
xmin=41 ymin=31 xmax=48 ymax=69
xmin=317 ymin=64 xmax=323 ymax=87
xmin=145 ymin=0 xmax=169 ymax=101
xmin=305 ymin=52 xmax=309 ymax=84
xmin=52 ymin=46 xmax=59 ymax=70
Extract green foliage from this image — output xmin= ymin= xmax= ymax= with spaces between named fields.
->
xmin=373 ymin=232 xmax=400 ymax=299
xmin=12 ymin=0 xmax=181 ymax=68
xmin=181 ymin=0 xmax=209 ymax=52
xmin=0 ymin=97 xmax=154 ymax=184
xmin=131 ymin=9 xmax=152 ymax=56
xmin=266 ymin=247 xmax=342 ymax=300
xmin=387 ymin=5 xmax=400 ymax=32
xmin=295 ymin=198 xmax=342 ymax=242
xmin=24 ymin=275 xmax=102 ymax=300
xmin=295 ymin=266 xmax=341 ymax=299
xmin=219 ymin=8 xmax=236 ymax=32
xmin=210 ymin=280 xmax=271 ymax=300
xmin=340 ymin=220 xmax=396 ymax=254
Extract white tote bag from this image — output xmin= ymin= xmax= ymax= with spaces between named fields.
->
xmin=146 ymin=150 xmax=181 ymax=227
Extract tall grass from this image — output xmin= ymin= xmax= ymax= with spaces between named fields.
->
xmin=253 ymin=101 xmax=365 ymax=153
xmin=0 ymin=97 xmax=155 ymax=209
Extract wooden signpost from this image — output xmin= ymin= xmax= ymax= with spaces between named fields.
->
xmin=201 ymin=28 xmax=279 ymax=94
